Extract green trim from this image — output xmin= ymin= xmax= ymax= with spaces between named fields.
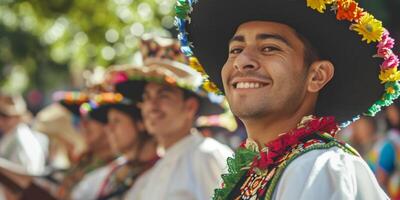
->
xmin=213 ymin=147 xmax=258 ymax=200
xmin=264 ymin=139 xmax=358 ymax=200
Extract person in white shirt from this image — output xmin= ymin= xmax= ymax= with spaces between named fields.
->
xmin=118 ymin=37 xmax=233 ymax=200
xmin=71 ymin=92 xmax=158 ymax=200
xmin=0 ymin=93 xmax=48 ymax=175
xmin=172 ymin=0 xmax=397 ymax=199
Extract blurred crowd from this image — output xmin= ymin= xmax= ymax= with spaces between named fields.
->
xmin=340 ymin=104 xmax=400 ymax=199
xmin=0 ymin=37 xmax=244 ymax=200
xmin=0 ymin=36 xmax=399 ymax=200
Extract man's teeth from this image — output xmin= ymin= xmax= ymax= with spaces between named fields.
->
xmin=236 ymin=82 xmax=264 ymax=89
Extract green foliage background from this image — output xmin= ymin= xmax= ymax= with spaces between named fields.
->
xmin=0 ymin=0 xmax=399 ymax=95
xmin=0 ymin=0 xmax=176 ymax=93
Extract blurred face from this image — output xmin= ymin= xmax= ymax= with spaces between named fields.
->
xmin=81 ymin=119 xmax=106 ymax=146
xmin=106 ymin=108 xmax=139 ymax=153
xmin=140 ymin=82 xmax=192 ymax=138
xmin=351 ymin=118 xmax=375 ymax=144
xmin=222 ymin=21 xmax=309 ymax=120
xmin=0 ymin=113 xmax=20 ymax=134
xmin=386 ymin=105 xmax=400 ymax=128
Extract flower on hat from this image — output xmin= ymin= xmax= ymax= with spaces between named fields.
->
xmin=376 ymin=29 xmax=396 ymax=59
xmin=307 ymin=0 xmax=333 ymax=13
xmin=189 ymin=57 xmax=206 ymax=74
xmin=381 ymin=54 xmax=400 ymax=70
xmin=351 ymin=13 xmax=384 ymax=44
xmin=203 ymin=80 xmax=221 ymax=94
xmin=379 ymin=67 xmax=400 ymax=83
xmin=336 ymin=0 xmax=364 ymax=22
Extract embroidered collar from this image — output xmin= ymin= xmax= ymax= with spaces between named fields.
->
xmin=213 ymin=115 xmax=339 ymax=200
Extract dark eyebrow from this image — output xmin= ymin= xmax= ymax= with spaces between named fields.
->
xmin=229 ymin=35 xmax=245 ymax=44
xmin=256 ymin=33 xmax=292 ymax=48
xmin=143 ymin=85 xmax=174 ymax=97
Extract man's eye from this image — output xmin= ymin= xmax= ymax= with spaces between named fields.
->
xmin=229 ymin=48 xmax=243 ymax=54
xmin=262 ymin=46 xmax=280 ymax=52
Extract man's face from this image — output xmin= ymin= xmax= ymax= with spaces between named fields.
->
xmin=140 ymin=82 xmax=189 ymax=137
xmin=222 ymin=21 xmax=309 ymax=120
xmin=81 ymin=119 xmax=106 ymax=147
xmin=0 ymin=113 xmax=20 ymax=134
xmin=106 ymin=108 xmax=138 ymax=153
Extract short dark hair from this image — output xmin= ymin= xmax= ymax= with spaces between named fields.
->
xmin=295 ymin=31 xmax=320 ymax=68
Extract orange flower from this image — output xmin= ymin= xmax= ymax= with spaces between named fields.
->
xmin=336 ymin=0 xmax=364 ymax=22
xmin=164 ymin=76 xmax=177 ymax=85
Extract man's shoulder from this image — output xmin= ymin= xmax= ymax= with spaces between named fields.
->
xmin=188 ymin=135 xmax=233 ymax=162
xmin=197 ymin=136 xmax=233 ymax=155
xmin=287 ymin=145 xmax=361 ymax=170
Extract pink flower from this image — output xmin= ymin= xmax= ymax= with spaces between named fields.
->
xmin=381 ymin=54 xmax=399 ymax=70
xmin=377 ymin=47 xmax=393 ymax=59
xmin=376 ymin=29 xmax=395 ymax=59
xmin=377 ymin=29 xmax=395 ymax=49
xmin=112 ymin=72 xmax=129 ymax=84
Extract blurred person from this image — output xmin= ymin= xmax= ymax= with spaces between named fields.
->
xmin=349 ymin=117 xmax=378 ymax=157
xmin=119 ymin=37 xmax=233 ymax=200
xmin=371 ymin=104 xmax=400 ymax=199
xmin=57 ymin=97 xmax=115 ymax=199
xmin=0 ymin=93 xmax=48 ymax=175
xmin=34 ymin=100 xmax=87 ymax=171
xmin=71 ymin=92 xmax=158 ymax=200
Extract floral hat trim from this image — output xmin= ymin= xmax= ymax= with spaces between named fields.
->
xmin=52 ymin=91 xmax=89 ymax=105
xmin=79 ymin=92 xmax=131 ymax=116
xmin=110 ymin=66 xmax=205 ymax=94
xmin=174 ymin=0 xmax=400 ymax=127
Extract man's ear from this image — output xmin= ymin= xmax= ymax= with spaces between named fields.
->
xmin=307 ymin=60 xmax=334 ymax=93
xmin=184 ymin=97 xmax=200 ymax=117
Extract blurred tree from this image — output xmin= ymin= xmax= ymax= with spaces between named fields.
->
xmin=0 ymin=0 xmax=176 ymax=94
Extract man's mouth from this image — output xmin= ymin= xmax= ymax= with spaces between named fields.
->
xmin=233 ymin=81 xmax=267 ymax=89
xmin=231 ymin=77 xmax=271 ymax=89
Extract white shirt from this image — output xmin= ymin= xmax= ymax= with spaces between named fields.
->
xmin=71 ymin=156 xmax=127 ymax=200
xmin=124 ymin=130 xmax=233 ymax=200
xmin=273 ymin=146 xmax=389 ymax=200
xmin=0 ymin=123 xmax=48 ymax=175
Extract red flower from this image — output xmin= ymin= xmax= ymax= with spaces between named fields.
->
xmin=336 ymin=0 xmax=364 ymax=22
xmin=248 ymin=116 xmax=338 ymax=171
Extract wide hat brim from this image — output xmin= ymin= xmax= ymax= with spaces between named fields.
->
xmin=88 ymin=103 xmax=142 ymax=124
xmin=115 ymin=79 xmax=224 ymax=116
xmin=188 ymin=0 xmax=382 ymax=123
xmin=59 ymin=100 xmax=82 ymax=117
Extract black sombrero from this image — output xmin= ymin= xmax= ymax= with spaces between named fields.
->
xmin=53 ymin=91 xmax=89 ymax=117
xmin=175 ymin=0 xmax=400 ymax=126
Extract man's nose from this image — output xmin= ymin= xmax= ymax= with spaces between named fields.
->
xmin=233 ymin=48 xmax=260 ymax=72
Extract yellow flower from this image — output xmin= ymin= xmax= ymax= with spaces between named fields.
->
xmin=189 ymin=57 xmax=206 ymax=74
xmin=351 ymin=13 xmax=384 ymax=43
xmin=379 ymin=67 xmax=400 ymax=83
xmin=307 ymin=0 xmax=333 ymax=13
xmin=203 ymin=80 xmax=220 ymax=94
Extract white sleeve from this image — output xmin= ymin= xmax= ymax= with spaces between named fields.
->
xmin=273 ymin=147 xmax=389 ymax=200
xmin=192 ymin=140 xmax=233 ymax=200
xmin=71 ymin=165 xmax=111 ymax=200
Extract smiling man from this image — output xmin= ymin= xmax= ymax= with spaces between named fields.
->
xmin=116 ymin=37 xmax=233 ymax=200
xmin=175 ymin=0 xmax=399 ymax=199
